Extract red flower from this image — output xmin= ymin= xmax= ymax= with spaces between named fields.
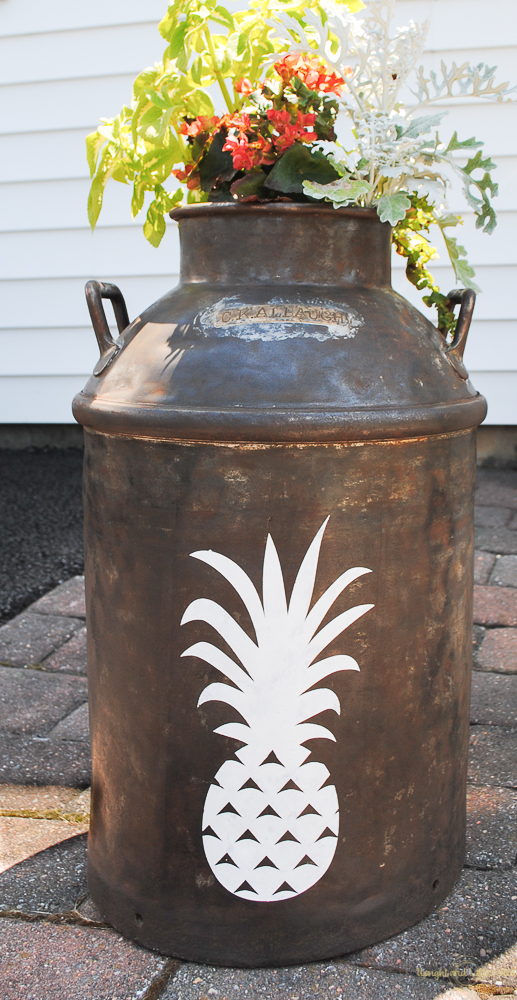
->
xmin=267 ymin=109 xmax=291 ymax=126
xmin=223 ymin=134 xmax=256 ymax=171
xmin=172 ymin=163 xmax=200 ymax=189
xmin=235 ymin=78 xmax=254 ymax=96
xmin=274 ymin=53 xmax=345 ymax=95
xmin=267 ymin=109 xmax=316 ymax=151
xmin=223 ymin=131 xmax=275 ymax=170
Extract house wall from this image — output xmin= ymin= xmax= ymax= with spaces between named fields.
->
xmin=0 ymin=0 xmax=515 ymax=425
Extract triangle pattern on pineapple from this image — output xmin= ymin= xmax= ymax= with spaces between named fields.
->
xmin=202 ymin=826 xmax=221 ymax=839
xmin=276 ymin=830 xmax=300 ymax=843
xmin=258 ymin=804 xmax=281 ymax=817
xmin=255 ymin=856 xmax=279 ymax=869
xmin=239 ymin=777 xmax=262 ymax=791
xmin=216 ymin=853 xmax=238 ymax=866
xmin=317 ymin=827 xmax=338 ymax=840
xmin=295 ymin=855 xmax=318 ymax=867
xmin=236 ymin=881 xmax=258 ymax=894
xmin=236 ymin=829 xmax=260 ymax=842
xmin=274 ymin=882 xmax=296 ymax=894
xmin=279 ymin=778 xmax=302 ymax=791
xmin=260 ymin=751 xmax=283 ymax=766
xmin=218 ymin=802 xmax=240 ymax=815
xmin=297 ymin=804 xmax=321 ymax=817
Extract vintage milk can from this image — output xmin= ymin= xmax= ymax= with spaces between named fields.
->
xmin=74 ymin=203 xmax=486 ymax=966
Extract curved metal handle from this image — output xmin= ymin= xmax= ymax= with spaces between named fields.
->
xmin=85 ymin=281 xmax=130 ymax=377
xmin=442 ymin=288 xmax=476 ymax=380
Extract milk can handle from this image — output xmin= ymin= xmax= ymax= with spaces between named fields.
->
xmin=85 ymin=281 xmax=130 ymax=376
xmin=442 ymin=288 xmax=476 ymax=381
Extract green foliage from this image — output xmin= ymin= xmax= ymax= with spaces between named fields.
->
xmin=265 ymin=143 xmax=339 ymax=193
xmin=377 ymin=192 xmax=411 ymax=226
xmin=392 ymin=197 xmax=452 ymax=335
xmin=85 ymin=0 xmax=511 ymax=334
xmin=86 ymin=0 xmax=360 ymax=244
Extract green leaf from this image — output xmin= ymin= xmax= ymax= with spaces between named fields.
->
xmin=213 ymin=6 xmax=235 ymax=29
xmin=186 ymin=89 xmax=215 ymax=117
xmin=377 ymin=193 xmax=411 ymax=226
xmin=230 ymin=168 xmax=267 ymax=198
xmin=191 ymin=56 xmax=203 ymax=84
xmin=198 ymin=131 xmax=235 ymax=192
xmin=441 ymin=231 xmax=480 ymax=291
xmin=86 ymin=131 xmax=106 ymax=178
xmin=159 ymin=0 xmax=184 ymax=41
xmin=303 ymin=177 xmax=371 ymax=205
xmin=445 ymin=131 xmax=483 ymax=154
xmin=399 ymin=113 xmax=446 ymax=139
xmin=167 ymin=22 xmax=188 ymax=59
xmin=265 ymin=144 xmax=339 ymax=194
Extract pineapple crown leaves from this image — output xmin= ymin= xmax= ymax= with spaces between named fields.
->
xmin=181 ymin=518 xmax=373 ymax=747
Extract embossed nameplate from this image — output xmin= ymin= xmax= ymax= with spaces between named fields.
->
xmin=199 ymin=298 xmax=363 ymax=342
xmin=216 ymin=304 xmax=352 ymax=326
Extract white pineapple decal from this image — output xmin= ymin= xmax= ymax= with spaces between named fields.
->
xmin=181 ymin=517 xmax=374 ymax=902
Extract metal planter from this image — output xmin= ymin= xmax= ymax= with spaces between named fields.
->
xmin=74 ymin=203 xmax=486 ymax=966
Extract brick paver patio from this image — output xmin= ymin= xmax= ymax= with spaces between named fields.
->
xmin=1 ymin=468 xmax=517 ymax=998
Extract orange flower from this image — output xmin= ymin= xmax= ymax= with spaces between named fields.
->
xmin=274 ymin=53 xmax=345 ymax=95
xmin=235 ymin=78 xmax=254 ymax=96
xmin=180 ymin=115 xmax=220 ymax=137
xmin=219 ymin=112 xmax=251 ymax=133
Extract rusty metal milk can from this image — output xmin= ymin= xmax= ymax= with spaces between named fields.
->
xmin=73 ymin=203 xmax=486 ymax=966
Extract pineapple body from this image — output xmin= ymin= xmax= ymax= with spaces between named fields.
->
xmin=202 ymin=754 xmax=339 ymax=901
xmin=181 ymin=518 xmax=373 ymax=904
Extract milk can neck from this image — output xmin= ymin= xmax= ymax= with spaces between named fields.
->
xmin=171 ymin=204 xmax=392 ymax=288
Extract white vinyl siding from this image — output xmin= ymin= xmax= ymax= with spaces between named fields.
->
xmin=0 ymin=0 xmax=515 ymax=423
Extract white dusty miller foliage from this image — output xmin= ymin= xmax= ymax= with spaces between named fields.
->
xmin=270 ymin=0 xmax=516 ymax=297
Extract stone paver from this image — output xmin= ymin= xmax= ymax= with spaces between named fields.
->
xmin=0 ymin=834 xmax=88 ymax=915
xmin=489 ymin=555 xmax=517 ymax=588
xmin=0 ymin=816 xmax=88 ymax=873
xmin=475 ymin=477 xmax=517 ymax=510
xmin=30 ymin=575 xmax=86 ymax=619
xmin=474 ymin=551 xmax=497 ymax=586
xmin=0 ymin=918 xmax=169 ymax=1000
xmin=164 ymin=961 xmax=447 ymax=999
xmin=468 ymin=728 xmax=517 ymax=788
xmin=474 ymin=942 xmax=517 ymax=990
xmin=49 ymin=702 xmax=89 ymax=741
xmin=472 ymin=625 xmax=487 ymax=669
xmin=0 ymin=733 xmax=91 ymax=785
xmin=0 ymin=613 xmax=83 ymax=668
xmin=0 ymin=666 xmax=87 ymax=734
xmin=475 ymin=528 xmax=517 ymax=555
xmin=466 ymin=786 xmax=517 ymax=870
xmin=474 ymin=507 xmax=512 ymax=528
xmin=470 ymin=673 xmax=517 ymax=727
xmin=0 ymin=785 xmax=90 ymax=819
xmin=350 ymin=868 xmax=517 ymax=976
xmin=476 ymin=629 xmax=517 ymax=674
xmin=473 ymin=586 xmax=517 ymax=627
xmin=42 ymin=625 xmax=87 ymax=675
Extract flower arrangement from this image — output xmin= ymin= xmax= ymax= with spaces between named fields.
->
xmin=87 ymin=0 xmax=515 ymax=333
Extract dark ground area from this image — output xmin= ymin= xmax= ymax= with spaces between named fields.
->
xmin=0 ymin=449 xmax=84 ymax=625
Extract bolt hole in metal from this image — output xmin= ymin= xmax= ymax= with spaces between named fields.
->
xmin=135 ymin=913 xmax=144 ymax=924
xmin=432 ymin=879 xmax=440 ymax=890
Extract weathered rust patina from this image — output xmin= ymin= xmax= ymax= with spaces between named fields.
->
xmin=74 ymin=203 xmax=485 ymax=966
